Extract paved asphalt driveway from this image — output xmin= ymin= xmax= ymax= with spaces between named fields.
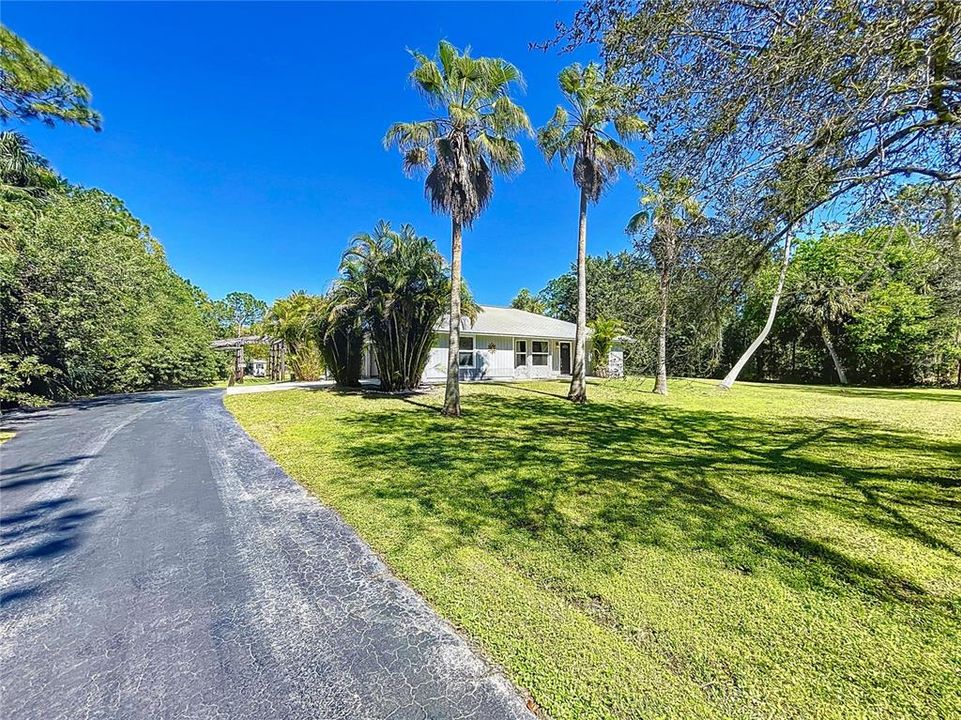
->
xmin=0 ymin=389 xmax=531 ymax=720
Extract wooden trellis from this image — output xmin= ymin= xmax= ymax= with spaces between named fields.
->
xmin=266 ymin=339 xmax=287 ymax=381
xmin=210 ymin=335 xmax=285 ymax=384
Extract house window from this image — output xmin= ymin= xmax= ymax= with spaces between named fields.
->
xmin=458 ymin=335 xmax=475 ymax=367
xmin=514 ymin=339 xmax=527 ymax=368
xmin=532 ymin=340 xmax=549 ymax=366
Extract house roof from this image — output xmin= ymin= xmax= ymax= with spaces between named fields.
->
xmin=437 ymin=305 xmax=580 ymax=340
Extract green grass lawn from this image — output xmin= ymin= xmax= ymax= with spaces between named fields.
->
xmin=226 ymin=378 xmax=961 ymax=720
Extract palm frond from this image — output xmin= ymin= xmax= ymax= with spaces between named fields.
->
xmin=536 ymin=105 xmax=572 ymax=164
xmin=436 ymin=40 xmax=457 ymax=77
xmin=409 ymin=54 xmax=445 ymax=101
xmin=480 ymin=58 xmax=525 ymax=96
xmin=490 ymin=95 xmax=532 ymax=136
xmin=402 ymin=147 xmax=430 ymax=177
xmin=383 ymin=121 xmax=437 ymax=151
xmin=595 ymin=136 xmax=637 ymax=173
xmin=477 ymin=134 xmax=524 ymax=175
xmin=558 ymin=64 xmax=584 ymax=96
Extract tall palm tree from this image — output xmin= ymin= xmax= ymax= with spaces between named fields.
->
xmin=794 ymin=279 xmax=856 ymax=384
xmin=384 ymin=40 xmax=530 ymax=416
xmin=627 ymin=172 xmax=701 ymax=395
xmin=538 ymin=63 xmax=645 ymax=403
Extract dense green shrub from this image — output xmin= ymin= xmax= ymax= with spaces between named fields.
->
xmin=1 ymin=184 xmax=219 ymax=405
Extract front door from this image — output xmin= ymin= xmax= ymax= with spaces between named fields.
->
xmin=560 ymin=342 xmax=572 ymax=375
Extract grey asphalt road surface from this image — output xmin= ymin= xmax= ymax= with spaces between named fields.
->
xmin=0 ymin=389 xmax=531 ymax=720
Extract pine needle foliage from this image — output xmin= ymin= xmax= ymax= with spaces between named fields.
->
xmin=0 ymin=26 xmax=101 ymax=129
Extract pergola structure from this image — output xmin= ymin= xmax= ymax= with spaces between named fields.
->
xmin=211 ymin=335 xmax=286 ymax=383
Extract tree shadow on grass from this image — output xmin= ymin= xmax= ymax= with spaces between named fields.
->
xmin=328 ymin=385 xmax=961 ymax=612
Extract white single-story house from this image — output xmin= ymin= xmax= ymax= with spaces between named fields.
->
xmin=361 ymin=305 xmax=624 ymax=383
xmin=245 ymin=359 xmax=267 ymax=377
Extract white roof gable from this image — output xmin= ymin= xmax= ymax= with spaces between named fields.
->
xmin=437 ymin=305 xmax=580 ymax=340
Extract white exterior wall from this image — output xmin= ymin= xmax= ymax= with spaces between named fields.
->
xmin=423 ymin=334 xmax=447 ymax=381
xmin=362 ymin=335 xmax=622 ymax=382
xmin=424 ymin=333 xmax=565 ymax=382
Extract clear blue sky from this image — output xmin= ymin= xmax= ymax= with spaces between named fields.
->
xmin=6 ymin=1 xmax=647 ymax=305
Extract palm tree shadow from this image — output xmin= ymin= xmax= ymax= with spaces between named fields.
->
xmin=331 ymin=389 xmax=961 ymax=611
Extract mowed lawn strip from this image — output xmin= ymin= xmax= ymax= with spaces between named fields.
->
xmin=226 ymin=379 xmax=961 ymax=720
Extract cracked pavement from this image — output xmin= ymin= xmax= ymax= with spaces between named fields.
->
xmin=0 ymin=389 xmax=532 ymax=720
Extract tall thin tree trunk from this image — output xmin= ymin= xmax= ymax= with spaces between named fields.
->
xmin=443 ymin=219 xmax=463 ymax=416
xmin=568 ymin=189 xmax=589 ymax=403
xmin=956 ymin=325 xmax=961 ymax=387
xmin=654 ymin=259 xmax=670 ymax=395
xmin=819 ymin=323 xmax=848 ymax=385
xmin=718 ymin=232 xmax=793 ymax=390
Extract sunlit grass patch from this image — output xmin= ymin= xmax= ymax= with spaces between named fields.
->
xmin=227 ymin=378 xmax=961 ymax=720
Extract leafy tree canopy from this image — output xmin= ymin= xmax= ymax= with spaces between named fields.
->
xmin=510 ymin=288 xmax=546 ymax=314
xmin=735 ymin=227 xmax=956 ymax=385
xmin=558 ymin=0 xmax=960 ymax=248
xmin=216 ymin=291 xmax=268 ymax=338
xmin=1 ymin=159 xmax=220 ymax=404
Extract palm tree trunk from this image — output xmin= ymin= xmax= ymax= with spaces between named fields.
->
xmin=653 ymin=259 xmax=670 ymax=395
xmin=568 ymin=189 xmax=589 ymax=403
xmin=718 ymin=232 xmax=793 ymax=390
xmin=819 ymin=323 xmax=848 ymax=385
xmin=443 ymin=219 xmax=463 ymax=416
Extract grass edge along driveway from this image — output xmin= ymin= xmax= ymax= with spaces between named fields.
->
xmin=226 ymin=379 xmax=961 ymax=720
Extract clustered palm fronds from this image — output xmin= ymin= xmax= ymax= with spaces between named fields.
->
xmin=328 ymin=220 xmax=478 ymax=392
xmin=0 ymin=130 xmax=59 ymax=204
xmin=588 ymin=316 xmax=625 ymax=374
xmin=262 ymin=291 xmax=327 ymax=381
xmin=537 ymin=62 xmax=646 ymax=202
xmin=627 ymin=171 xmax=702 ymax=265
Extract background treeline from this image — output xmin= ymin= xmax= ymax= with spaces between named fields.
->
xmin=522 ymin=220 xmax=961 ymax=386
xmin=1 ymin=133 xmax=222 ymax=405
